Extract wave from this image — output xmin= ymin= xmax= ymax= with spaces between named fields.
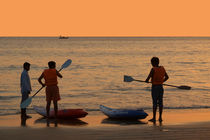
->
xmin=0 ymin=96 xmax=20 ymax=100
xmin=0 ymin=65 xmax=47 ymax=71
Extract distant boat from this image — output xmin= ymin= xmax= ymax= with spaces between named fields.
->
xmin=59 ymin=36 xmax=69 ymax=39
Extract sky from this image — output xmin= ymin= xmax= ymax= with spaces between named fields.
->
xmin=1 ymin=0 xmax=210 ymax=37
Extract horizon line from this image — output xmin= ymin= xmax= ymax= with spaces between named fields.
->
xmin=1 ymin=35 xmax=210 ymax=38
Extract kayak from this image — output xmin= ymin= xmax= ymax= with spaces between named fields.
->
xmin=33 ymin=106 xmax=88 ymax=119
xmin=100 ymin=105 xmax=148 ymax=119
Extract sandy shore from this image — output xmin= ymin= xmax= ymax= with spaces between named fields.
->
xmin=1 ymin=109 xmax=210 ymax=139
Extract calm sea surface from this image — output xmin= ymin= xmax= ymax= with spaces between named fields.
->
xmin=0 ymin=37 xmax=209 ymax=116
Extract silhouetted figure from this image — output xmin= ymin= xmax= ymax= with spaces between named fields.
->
xmin=38 ymin=61 xmax=63 ymax=119
xmin=145 ymin=57 xmax=169 ymax=122
xmin=20 ymin=62 xmax=32 ymax=118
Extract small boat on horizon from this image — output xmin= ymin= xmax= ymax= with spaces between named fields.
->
xmin=59 ymin=36 xmax=69 ymax=39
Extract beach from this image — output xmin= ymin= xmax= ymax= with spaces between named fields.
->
xmin=1 ymin=109 xmax=210 ymax=139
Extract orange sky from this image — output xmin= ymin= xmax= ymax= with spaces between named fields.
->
xmin=1 ymin=0 xmax=210 ymax=36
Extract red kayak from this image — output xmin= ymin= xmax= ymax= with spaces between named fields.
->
xmin=33 ymin=106 xmax=88 ymax=119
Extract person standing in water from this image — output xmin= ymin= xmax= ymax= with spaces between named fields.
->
xmin=20 ymin=62 xmax=32 ymax=118
xmin=145 ymin=57 xmax=169 ymax=122
xmin=38 ymin=61 xmax=63 ymax=118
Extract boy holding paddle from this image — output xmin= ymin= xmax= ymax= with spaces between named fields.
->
xmin=145 ymin=57 xmax=169 ymax=122
xmin=38 ymin=61 xmax=63 ymax=118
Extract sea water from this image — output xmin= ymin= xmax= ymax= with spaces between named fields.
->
xmin=0 ymin=37 xmax=209 ymax=115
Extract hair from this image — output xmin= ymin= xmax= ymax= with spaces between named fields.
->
xmin=151 ymin=57 xmax=159 ymax=66
xmin=23 ymin=62 xmax=30 ymax=69
xmin=48 ymin=61 xmax=56 ymax=68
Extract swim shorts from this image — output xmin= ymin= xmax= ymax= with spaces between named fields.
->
xmin=151 ymin=85 xmax=164 ymax=108
xmin=46 ymin=85 xmax=60 ymax=102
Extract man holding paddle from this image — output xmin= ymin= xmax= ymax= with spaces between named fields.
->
xmin=145 ymin=57 xmax=169 ymax=123
xmin=38 ymin=61 xmax=63 ymax=119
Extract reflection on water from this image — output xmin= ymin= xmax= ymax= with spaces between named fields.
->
xmin=20 ymin=115 xmax=32 ymax=127
xmin=101 ymin=118 xmax=147 ymax=126
xmin=34 ymin=117 xmax=88 ymax=127
xmin=21 ymin=115 xmax=27 ymax=127
xmin=148 ymin=120 xmax=163 ymax=127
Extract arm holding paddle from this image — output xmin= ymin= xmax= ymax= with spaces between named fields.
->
xmin=124 ymin=75 xmax=191 ymax=90
xmin=56 ymin=70 xmax=63 ymax=78
xmin=145 ymin=68 xmax=169 ymax=83
xmin=123 ymin=58 xmax=190 ymax=90
xmin=38 ymin=73 xmax=45 ymax=88
xmin=145 ymin=68 xmax=153 ymax=83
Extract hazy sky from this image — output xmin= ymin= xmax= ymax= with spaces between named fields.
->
xmin=1 ymin=0 xmax=210 ymax=36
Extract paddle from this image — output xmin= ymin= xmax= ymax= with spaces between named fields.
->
xmin=20 ymin=59 xmax=72 ymax=109
xmin=124 ymin=75 xmax=191 ymax=90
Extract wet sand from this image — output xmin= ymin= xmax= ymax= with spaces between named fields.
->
xmin=1 ymin=109 xmax=210 ymax=139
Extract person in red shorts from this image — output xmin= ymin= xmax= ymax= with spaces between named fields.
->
xmin=38 ymin=61 xmax=63 ymax=118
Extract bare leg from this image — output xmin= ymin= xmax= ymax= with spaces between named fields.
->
xmin=159 ymin=106 xmax=163 ymax=122
xmin=149 ymin=106 xmax=157 ymax=122
xmin=46 ymin=101 xmax=51 ymax=118
xmin=21 ymin=108 xmax=26 ymax=117
xmin=53 ymin=100 xmax=58 ymax=119
xmin=46 ymin=118 xmax=50 ymax=127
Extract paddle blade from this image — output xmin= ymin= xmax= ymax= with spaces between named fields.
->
xmin=124 ymin=75 xmax=134 ymax=82
xmin=61 ymin=59 xmax=72 ymax=69
xmin=20 ymin=97 xmax=32 ymax=109
xmin=178 ymin=85 xmax=191 ymax=90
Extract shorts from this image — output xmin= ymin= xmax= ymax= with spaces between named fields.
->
xmin=151 ymin=85 xmax=164 ymax=108
xmin=46 ymin=85 xmax=61 ymax=102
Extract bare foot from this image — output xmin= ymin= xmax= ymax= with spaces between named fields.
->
xmin=159 ymin=118 xmax=163 ymax=122
xmin=149 ymin=118 xmax=156 ymax=122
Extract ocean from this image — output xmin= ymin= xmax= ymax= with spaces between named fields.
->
xmin=0 ymin=37 xmax=209 ymax=116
